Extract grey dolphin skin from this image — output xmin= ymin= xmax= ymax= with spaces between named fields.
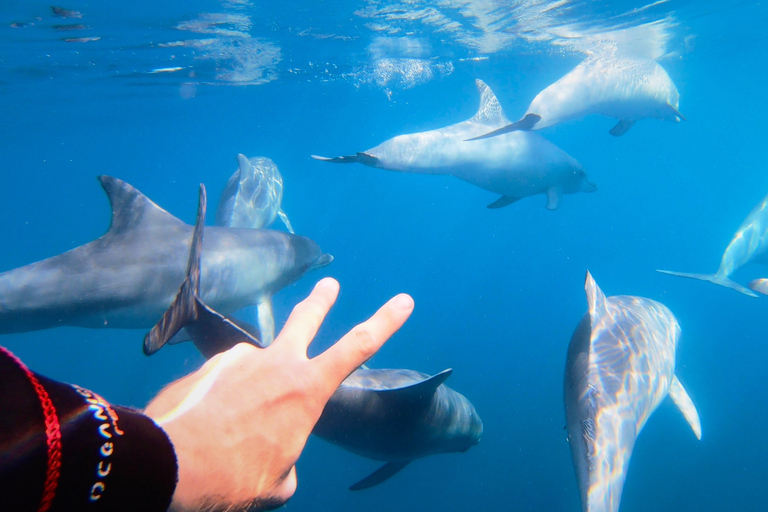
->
xmin=657 ymin=191 xmax=768 ymax=297
xmin=0 ymin=176 xmax=331 ymax=345
xmin=146 ymin=198 xmax=483 ymax=490
xmin=312 ymin=367 xmax=483 ymax=490
xmin=215 ymin=154 xmax=294 ymax=233
xmin=564 ymin=272 xmax=701 ymax=512
xmin=470 ymin=57 xmax=684 ymax=140
xmin=312 ymin=79 xmax=596 ymax=211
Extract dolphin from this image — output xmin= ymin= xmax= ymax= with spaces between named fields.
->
xmin=312 ymin=79 xmax=596 ymax=210
xmin=144 ymin=189 xmax=483 ymax=490
xmin=0 ymin=176 xmax=332 ymax=345
xmin=564 ymin=271 xmax=701 ymax=512
xmin=470 ymin=57 xmax=684 ymax=140
xmin=216 ymin=153 xmax=294 ymax=233
xmin=312 ymin=367 xmax=483 ymax=490
xmin=657 ymin=192 xmax=768 ymax=297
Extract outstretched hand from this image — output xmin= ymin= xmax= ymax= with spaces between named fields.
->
xmin=144 ymin=278 xmax=414 ymax=512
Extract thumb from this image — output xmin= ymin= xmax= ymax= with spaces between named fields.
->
xmin=315 ymin=293 xmax=414 ymax=390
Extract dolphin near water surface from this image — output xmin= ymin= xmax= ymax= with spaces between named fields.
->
xmin=564 ymin=271 xmax=701 ymax=512
xmin=313 ymin=79 xmax=596 ymax=211
xmin=144 ymin=189 xmax=483 ymax=490
xmin=657 ymin=192 xmax=768 ymax=297
xmin=470 ymin=57 xmax=684 ymax=140
xmin=0 ymin=176 xmax=331 ymax=345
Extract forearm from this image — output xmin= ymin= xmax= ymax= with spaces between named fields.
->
xmin=0 ymin=347 xmax=178 ymax=512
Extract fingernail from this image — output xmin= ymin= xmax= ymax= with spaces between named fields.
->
xmin=394 ymin=294 xmax=414 ymax=310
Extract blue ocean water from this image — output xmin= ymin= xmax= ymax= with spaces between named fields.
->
xmin=1 ymin=0 xmax=767 ymax=510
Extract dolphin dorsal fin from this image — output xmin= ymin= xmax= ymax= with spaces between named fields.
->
xmin=471 ymin=79 xmax=510 ymax=127
xmin=236 ymin=153 xmax=250 ymax=184
xmin=585 ymin=271 xmax=610 ymax=320
xmin=668 ymin=375 xmax=702 ymax=440
xmin=375 ymin=369 xmax=452 ymax=400
xmin=98 ymin=175 xmax=183 ymax=235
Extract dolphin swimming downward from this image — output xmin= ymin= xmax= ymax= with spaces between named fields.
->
xmin=564 ymin=271 xmax=701 ymax=512
xmin=0 ymin=176 xmax=331 ymax=344
xmin=657 ymin=191 xmax=768 ymax=297
xmin=216 ymin=153 xmax=294 ymax=233
xmin=313 ymin=79 xmax=596 ymax=211
xmin=469 ymin=57 xmax=684 ymax=140
xmin=144 ymin=186 xmax=483 ymax=490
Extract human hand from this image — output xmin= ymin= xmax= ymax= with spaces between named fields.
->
xmin=144 ymin=277 xmax=414 ymax=512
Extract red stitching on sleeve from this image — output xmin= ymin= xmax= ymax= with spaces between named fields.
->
xmin=0 ymin=347 xmax=62 ymax=512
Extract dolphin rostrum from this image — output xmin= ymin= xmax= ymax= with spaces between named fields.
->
xmin=564 ymin=271 xmax=701 ymax=512
xmin=470 ymin=57 xmax=684 ymax=140
xmin=216 ymin=153 xmax=294 ymax=233
xmin=657 ymin=192 xmax=768 ymax=297
xmin=0 ymin=176 xmax=331 ymax=345
xmin=145 ymin=196 xmax=483 ymax=490
xmin=312 ymin=79 xmax=596 ymax=211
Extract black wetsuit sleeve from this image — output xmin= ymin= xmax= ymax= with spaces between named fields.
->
xmin=0 ymin=347 xmax=178 ymax=512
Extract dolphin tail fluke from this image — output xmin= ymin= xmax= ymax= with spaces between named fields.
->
xmin=668 ymin=376 xmax=702 ymax=440
xmin=349 ymin=461 xmax=411 ymax=491
xmin=656 ymin=269 xmax=758 ymax=297
xmin=143 ymin=184 xmax=207 ymax=356
xmin=144 ymin=185 xmax=262 ymax=358
xmin=465 ymin=113 xmax=542 ymax=141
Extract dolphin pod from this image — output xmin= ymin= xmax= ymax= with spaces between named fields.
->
xmin=564 ymin=272 xmax=701 ymax=512
xmin=0 ymin=176 xmax=331 ymax=344
xmin=215 ymin=153 xmax=294 ymax=233
xmin=313 ymin=79 xmax=596 ymax=210
xmin=470 ymin=57 xmax=684 ymax=140
xmin=657 ymin=191 xmax=768 ymax=297
xmin=144 ymin=186 xmax=483 ymax=490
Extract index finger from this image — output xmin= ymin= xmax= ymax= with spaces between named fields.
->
xmin=314 ymin=293 xmax=414 ymax=391
xmin=275 ymin=277 xmax=340 ymax=355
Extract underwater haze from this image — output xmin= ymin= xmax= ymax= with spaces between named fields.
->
xmin=1 ymin=0 xmax=767 ymax=511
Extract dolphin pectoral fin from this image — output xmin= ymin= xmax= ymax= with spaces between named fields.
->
xmin=655 ymin=270 xmax=758 ymax=297
xmin=545 ymin=187 xmax=561 ymax=210
xmin=585 ymin=271 xmax=610 ymax=321
xmin=277 ymin=209 xmax=294 ymax=234
xmin=668 ymin=376 xmax=702 ymax=440
xmin=257 ymin=298 xmax=276 ymax=346
xmin=349 ymin=461 xmax=412 ymax=491
xmin=748 ymin=278 xmax=768 ymax=296
xmin=667 ymin=104 xmax=687 ymax=122
xmin=486 ymin=195 xmax=520 ymax=209
xmin=609 ymin=119 xmax=635 ymax=136
xmin=375 ymin=369 xmax=452 ymax=400
xmin=465 ymin=114 xmax=542 ymax=141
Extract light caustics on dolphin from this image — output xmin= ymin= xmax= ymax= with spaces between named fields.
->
xmin=313 ymin=79 xmax=596 ymax=210
xmin=564 ymin=271 xmax=701 ymax=512
xmin=0 ymin=176 xmax=331 ymax=346
xmin=215 ymin=153 xmax=294 ymax=233
xmin=144 ymin=193 xmax=483 ymax=491
xmin=657 ymin=192 xmax=768 ymax=297
xmin=469 ymin=57 xmax=684 ymax=140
